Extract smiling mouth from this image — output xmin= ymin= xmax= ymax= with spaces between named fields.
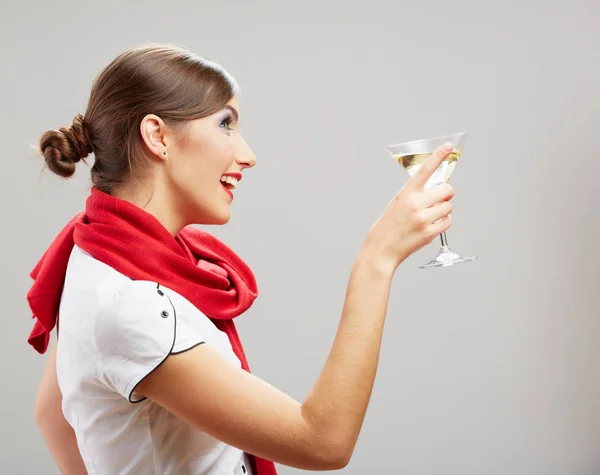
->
xmin=220 ymin=174 xmax=242 ymax=200
xmin=220 ymin=175 xmax=239 ymax=189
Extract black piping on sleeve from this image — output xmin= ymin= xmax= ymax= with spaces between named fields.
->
xmin=127 ymin=284 xmax=205 ymax=403
xmin=171 ymin=341 xmax=205 ymax=355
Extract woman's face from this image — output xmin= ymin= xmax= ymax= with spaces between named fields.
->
xmin=166 ymin=95 xmax=256 ymax=226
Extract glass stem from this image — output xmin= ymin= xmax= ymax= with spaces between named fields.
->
xmin=440 ymin=231 xmax=449 ymax=250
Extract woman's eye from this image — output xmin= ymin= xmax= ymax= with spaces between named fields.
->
xmin=220 ymin=117 xmax=233 ymax=131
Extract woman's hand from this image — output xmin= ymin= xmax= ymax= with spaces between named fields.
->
xmin=363 ymin=142 xmax=456 ymax=272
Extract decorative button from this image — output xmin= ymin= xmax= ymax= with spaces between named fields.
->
xmin=241 ymin=465 xmax=246 ymax=473
xmin=161 ymin=310 xmax=169 ymax=318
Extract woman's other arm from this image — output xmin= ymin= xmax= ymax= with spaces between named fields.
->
xmin=34 ymin=342 xmax=87 ymax=475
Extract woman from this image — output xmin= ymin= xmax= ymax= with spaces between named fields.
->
xmin=30 ymin=44 xmax=455 ymax=475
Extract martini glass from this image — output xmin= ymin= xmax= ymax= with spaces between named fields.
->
xmin=385 ymin=132 xmax=477 ymax=269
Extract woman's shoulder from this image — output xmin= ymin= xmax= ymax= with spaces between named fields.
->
xmin=96 ymin=280 xmax=169 ymax=323
xmin=92 ymin=280 xmax=177 ymax=370
xmin=67 ymin=246 xmax=190 ymax=313
xmin=61 ymin=246 xmax=164 ymax=316
xmin=63 ymin=246 xmax=233 ymax=363
xmin=63 ymin=246 xmax=174 ymax=332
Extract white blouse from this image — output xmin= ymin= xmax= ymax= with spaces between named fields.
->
xmin=55 ymin=245 xmax=253 ymax=475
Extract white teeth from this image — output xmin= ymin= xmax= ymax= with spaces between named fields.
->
xmin=220 ymin=176 xmax=238 ymax=188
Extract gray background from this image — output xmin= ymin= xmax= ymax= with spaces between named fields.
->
xmin=1 ymin=0 xmax=599 ymax=474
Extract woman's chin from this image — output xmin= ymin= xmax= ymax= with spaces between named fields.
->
xmin=214 ymin=215 xmax=231 ymax=225
xmin=201 ymin=209 xmax=231 ymax=226
xmin=186 ymin=201 xmax=231 ymax=227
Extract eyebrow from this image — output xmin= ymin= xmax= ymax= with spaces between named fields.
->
xmin=224 ymin=105 xmax=240 ymax=123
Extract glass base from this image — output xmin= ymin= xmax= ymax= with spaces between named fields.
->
xmin=419 ymin=246 xmax=477 ymax=269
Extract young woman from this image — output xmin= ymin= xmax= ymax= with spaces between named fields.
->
xmin=29 ymin=44 xmax=455 ymax=475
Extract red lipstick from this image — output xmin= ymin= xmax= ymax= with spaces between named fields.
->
xmin=221 ymin=172 xmax=242 ymax=181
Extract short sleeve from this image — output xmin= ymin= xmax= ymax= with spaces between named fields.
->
xmin=94 ymin=280 xmax=205 ymax=403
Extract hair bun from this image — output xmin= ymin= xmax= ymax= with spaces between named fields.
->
xmin=40 ymin=114 xmax=94 ymax=178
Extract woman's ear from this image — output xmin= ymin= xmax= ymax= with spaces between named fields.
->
xmin=140 ymin=114 xmax=169 ymax=161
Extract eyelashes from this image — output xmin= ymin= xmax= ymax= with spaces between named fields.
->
xmin=220 ymin=114 xmax=234 ymax=132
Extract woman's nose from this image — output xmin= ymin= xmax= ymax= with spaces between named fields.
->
xmin=235 ymin=136 xmax=256 ymax=169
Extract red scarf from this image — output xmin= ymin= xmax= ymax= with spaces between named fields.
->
xmin=27 ymin=187 xmax=277 ymax=475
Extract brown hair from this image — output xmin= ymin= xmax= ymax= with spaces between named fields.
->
xmin=40 ymin=44 xmax=239 ymax=194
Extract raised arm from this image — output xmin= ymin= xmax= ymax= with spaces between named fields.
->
xmin=34 ymin=342 xmax=88 ymax=475
xmin=136 ymin=144 xmax=456 ymax=470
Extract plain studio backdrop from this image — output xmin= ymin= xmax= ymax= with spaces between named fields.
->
xmin=1 ymin=1 xmax=599 ymax=474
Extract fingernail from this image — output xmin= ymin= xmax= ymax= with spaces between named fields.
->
xmin=443 ymin=142 xmax=453 ymax=152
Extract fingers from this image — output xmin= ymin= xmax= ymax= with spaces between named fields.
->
xmin=422 ymin=183 xmax=455 ymax=208
xmin=420 ymin=200 xmax=453 ymax=225
xmin=429 ymin=213 xmax=452 ymax=235
xmin=408 ymin=142 xmax=453 ymax=190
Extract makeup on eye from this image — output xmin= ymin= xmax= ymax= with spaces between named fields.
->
xmin=220 ymin=115 xmax=234 ymax=131
xmin=218 ymin=105 xmax=240 ymax=130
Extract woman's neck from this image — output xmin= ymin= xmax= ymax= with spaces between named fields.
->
xmin=111 ymin=180 xmax=185 ymax=237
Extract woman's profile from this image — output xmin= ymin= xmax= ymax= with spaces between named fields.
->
xmin=29 ymin=43 xmax=456 ymax=474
